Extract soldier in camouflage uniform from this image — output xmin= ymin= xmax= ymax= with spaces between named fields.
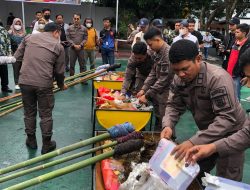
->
xmin=0 ymin=25 xmax=12 ymax=93
xmin=162 ymin=20 xmax=180 ymax=45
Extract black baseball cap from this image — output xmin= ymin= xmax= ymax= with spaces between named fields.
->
xmin=152 ymin=19 xmax=164 ymax=28
xmin=180 ymin=19 xmax=189 ymax=27
xmin=229 ymin=17 xmax=240 ymax=25
xmin=139 ymin=18 xmax=149 ymax=27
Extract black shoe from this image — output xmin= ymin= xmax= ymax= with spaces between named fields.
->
xmin=41 ymin=136 xmax=56 ymax=154
xmin=26 ymin=134 xmax=38 ymax=149
xmin=41 ymin=141 xmax=56 ymax=154
xmin=2 ymin=87 xmax=13 ymax=93
xmin=65 ymin=67 xmax=70 ymax=72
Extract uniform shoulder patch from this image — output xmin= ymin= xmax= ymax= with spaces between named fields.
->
xmin=210 ymin=86 xmax=232 ymax=112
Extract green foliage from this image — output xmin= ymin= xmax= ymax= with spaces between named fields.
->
xmin=96 ymin=0 xmax=250 ymax=31
xmin=117 ymin=9 xmax=137 ymax=39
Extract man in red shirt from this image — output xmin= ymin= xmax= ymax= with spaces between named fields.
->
xmin=226 ymin=23 xmax=250 ymax=100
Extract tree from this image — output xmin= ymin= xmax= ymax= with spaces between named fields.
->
xmin=96 ymin=0 xmax=250 ymax=31
xmin=187 ymin=0 xmax=250 ymax=30
xmin=96 ymin=0 xmax=186 ymax=19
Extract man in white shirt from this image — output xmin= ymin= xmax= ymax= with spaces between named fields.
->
xmin=203 ymin=31 xmax=213 ymax=60
xmin=132 ymin=18 xmax=149 ymax=48
xmin=173 ymin=20 xmax=199 ymax=49
xmin=33 ymin=8 xmax=53 ymax=33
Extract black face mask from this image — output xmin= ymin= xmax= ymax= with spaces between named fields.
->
xmin=44 ymin=15 xmax=50 ymax=20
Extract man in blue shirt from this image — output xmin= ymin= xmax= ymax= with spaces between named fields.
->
xmin=99 ymin=17 xmax=118 ymax=68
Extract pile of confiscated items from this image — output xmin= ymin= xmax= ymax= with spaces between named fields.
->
xmin=96 ymin=87 xmax=153 ymax=111
xmin=95 ymin=131 xmax=202 ymax=190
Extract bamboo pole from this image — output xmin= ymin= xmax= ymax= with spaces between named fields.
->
xmin=64 ymin=69 xmax=95 ymax=82
xmin=0 ymin=104 xmax=23 ymax=117
xmin=66 ymin=70 xmax=107 ymax=87
xmin=0 ymin=133 xmax=110 ymax=175
xmin=4 ymin=151 xmax=114 ymax=190
xmin=0 ymin=99 xmax=22 ymax=109
xmin=0 ymin=69 xmax=95 ymax=103
xmin=0 ymin=64 xmax=120 ymax=117
xmin=0 ymin=74 xmax=98 ymax=117
xmin=0 ymin=141 xmax=117 ymax=183
xmin=0 ymin=93 xmax=21 ymax=103
xmin=65 ymin=64 xmax=121 ymax=87
xmin=0 ymin=102 xmax=22 ymax=112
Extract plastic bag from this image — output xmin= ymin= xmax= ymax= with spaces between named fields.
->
xmin=119 ymin=162 xmax=172 ymax=190
xmin=119 ymin=162 xmax=150 ymax=190
xmin=101 ymin=159 xmax=121 ymax=190
xmin=0 ymin=56 xmax=16 ymax=64
xmin=137 ymin=171 xmax=173 ymax=190
xmin=96 ymin=87 xmax=114 ymax=105
xmin=98 ymin=87 xmax=111 ymax=97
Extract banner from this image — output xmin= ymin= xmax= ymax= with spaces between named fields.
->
xmin=5 ymin=0 xmax=81 ymax=5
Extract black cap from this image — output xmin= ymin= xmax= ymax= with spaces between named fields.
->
xmin=152 ymin=19 xmax=164 ymax=27
xmin=139 ymin=18 xmax=149 ymax=27
xmin=44 ymin=22 xmax=61 ymax=32
xmin=180 ymin=19 xmax=189 ymax=27
xmin=229 ymin=17 xmax=240 ymax=25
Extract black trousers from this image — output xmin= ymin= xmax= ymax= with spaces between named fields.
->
xmin=12 ymin=61 xmax=22 ymax=84
xmin=20 ymin=84 xmax=55 ymax=137
xmin=0 ymin=64 xmax=9 ymax=90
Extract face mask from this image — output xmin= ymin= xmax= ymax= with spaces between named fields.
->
xmin=179 ymin=28 xmax=188 ymax=36
xmin=14 ymin=25 xmax=21 ymax=31
xmin=38 ymin=24 xmax=45 ymax=30
xmin=44 ymin=15 xmax=50 ymax=20
xmin=86 ymin=23 xmax=92 ymax=28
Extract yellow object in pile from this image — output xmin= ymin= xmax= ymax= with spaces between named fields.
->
xmin=99 ymin=100 xmax=136 ymax=110
xmin=103 ymin=140 xmax=114 ymax=153
xmin=102 ymin=72 xmax=124 ymax=81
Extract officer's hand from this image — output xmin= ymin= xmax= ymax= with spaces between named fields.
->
xmin=136 ymin=90 xmax=144 ymax=98
xmin=138 ymin=95 xmax=147 ymax=104
xmin=60 ymin=84 xmax=68 ymax=91
xmin=74 ymin=45 xmax=81 ymax=50
xmin=185 ymin=144 xmax=217 ymax=166
xmin=160 ymin=126 xmax=173 ymax=139
xmin=171 ymin=140 xmax=194 ymax=161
